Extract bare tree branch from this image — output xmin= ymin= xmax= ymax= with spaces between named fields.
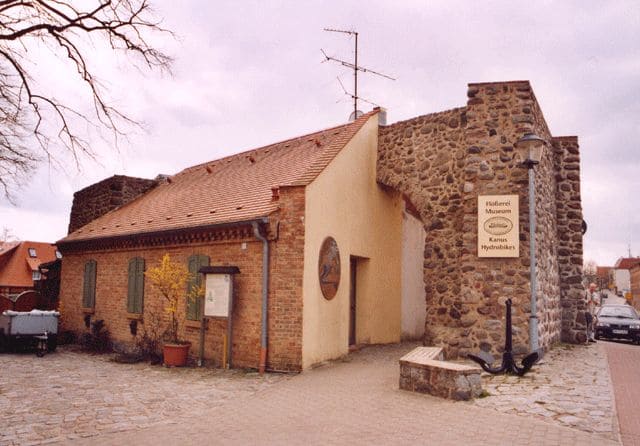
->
xmin=0 ymin=0 xmax=173 ymax=200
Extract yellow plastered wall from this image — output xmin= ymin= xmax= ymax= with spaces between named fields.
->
xmin=302 ymin=114 xmax=403 ymax=368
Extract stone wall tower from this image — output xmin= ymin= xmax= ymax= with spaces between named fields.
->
xmin=377 ymin=81 xmax=585 ymax=358
xmin=68 ymin=175 xmax=157 ymax=234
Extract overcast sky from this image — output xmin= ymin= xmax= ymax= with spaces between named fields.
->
xmin=1 ymin=0 xmax=638 ymax=267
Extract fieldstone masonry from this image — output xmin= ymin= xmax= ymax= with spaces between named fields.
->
xmin=378 ymin=81 xmax=584 ymax=359
xmin=68 ymin=175 xmax=157 ymax=234
xmin=399 ymin=359 xmax=483 ymax=401
xmin=553 ymin=137 xmax=586 ymax=343
xmin=398 ymin=346 xmax=483 ymax=400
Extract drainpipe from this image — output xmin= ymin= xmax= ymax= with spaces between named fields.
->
xmin=252 ymin=219 xmax=270 ymax=374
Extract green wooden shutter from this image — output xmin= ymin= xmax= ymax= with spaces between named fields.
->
xmin=127 ymin=257 xmax=145 ymax=314
xmin=135 ymin=258 xmax=145 ymax=314
xmin=83 ymin=260 xmax=97 ymax=308
xmin=186 ymin=256 xmax=198 ymax=320
xmin=89 ymin=260 xmax=97 ymax=308
xmin=82 ymin=263 xmax=90 ymax=307
xmin=127 ymin=258 xmax=137 ymax=313
xmin=186 ymin=254 xmax=209 ymax=320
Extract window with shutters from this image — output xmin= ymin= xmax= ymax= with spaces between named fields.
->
xmin=186 ymin=254 xmax=209 ymax=320
xmin=127 ymin=257 xmax=145 ymax=314
xmin=82 ymin=260 xmax=97 ymax=309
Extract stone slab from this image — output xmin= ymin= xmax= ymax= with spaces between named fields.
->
xmin=398 ymin=346 xmax=443 ymax=363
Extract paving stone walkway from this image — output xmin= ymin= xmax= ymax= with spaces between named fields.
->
xmin=473 ymin=342 xmax=618 ymax=440
xmin=0 ymin=347 xmax=286 ymax=445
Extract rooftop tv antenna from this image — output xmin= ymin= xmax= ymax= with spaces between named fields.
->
xmin=321 ymin=28 xmax=395 ymax=121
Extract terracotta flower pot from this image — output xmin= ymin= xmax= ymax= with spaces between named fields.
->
xmin=163 ymin=342 xmax=191 ymax=367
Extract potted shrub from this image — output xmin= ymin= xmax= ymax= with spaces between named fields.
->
xmin=145 ymin=254 xmax=201 ymax=366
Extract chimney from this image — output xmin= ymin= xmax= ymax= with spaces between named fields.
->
xmin=374 ymin=106 xmax=387 ymax=126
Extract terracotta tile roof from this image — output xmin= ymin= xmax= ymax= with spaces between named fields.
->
xmin=59 ymin=111 xmax=378 ymax=243
xmin=614 ymin=257 xmax=640 ymax=270
xmin=0 ymin=241 xmax=58 ymax=288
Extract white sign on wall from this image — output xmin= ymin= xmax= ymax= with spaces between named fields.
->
xmin=204 ymin=274 xmax=232 ymax=317
xmin=477 ymin=194 xmax=519 ymax=258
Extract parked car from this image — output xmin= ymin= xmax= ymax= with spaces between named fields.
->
xmin=595 ymin=304 xmax=640 ymax=344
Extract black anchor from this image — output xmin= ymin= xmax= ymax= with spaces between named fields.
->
xmin=467 ymin=298 xmax=539 ymax=376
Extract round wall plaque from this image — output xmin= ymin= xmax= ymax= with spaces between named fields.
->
xmin=318 ymin=237 xmax=340 ymax=300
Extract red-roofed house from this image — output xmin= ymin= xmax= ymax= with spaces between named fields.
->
xmin=614 ymin=257 xmax=640 ymax=270
xmin=58 ymin=110 xmax=421 ymax=371
xmin=0 ymin=241 xmax=61 ymax=312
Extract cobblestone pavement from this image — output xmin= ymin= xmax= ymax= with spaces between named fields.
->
xmin=49 ymin=344 xmax=619 ymax=445
xmin=473 ymin=342 xmax=619 ymax=440
xmin=0 ymin=347 xmax=287 ymax=445
xmin=605 ymin=341 xmax=640 ymax=446
xmin=0 ymin=341 xmax=625 ymax=445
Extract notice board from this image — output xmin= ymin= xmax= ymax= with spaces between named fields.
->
xmin=204 ymin=274 xmax=232 ymax=317
xmin=477 ymin=194 xmax=519 ymax=258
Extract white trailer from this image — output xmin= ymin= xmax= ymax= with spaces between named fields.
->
xmin=0 ymin=310 xmax=60 ymax=354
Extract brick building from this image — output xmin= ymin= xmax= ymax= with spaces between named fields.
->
xmin=58 ymin=80 xmax=586 ymax=370
xmin=57 ymin=111 xmax=423 ymax=372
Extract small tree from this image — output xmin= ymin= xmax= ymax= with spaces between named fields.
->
xmin=145 ymin=254 xmax=193 ymax=344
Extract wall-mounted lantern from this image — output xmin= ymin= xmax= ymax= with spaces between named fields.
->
xmin=515 ymin=133 xmax=546 ymax=168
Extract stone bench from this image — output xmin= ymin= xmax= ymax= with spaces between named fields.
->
xmin=399 ymin=347 xmax=483 ymax=401
xmin=400 ymin=346 xmax=444 ymax=362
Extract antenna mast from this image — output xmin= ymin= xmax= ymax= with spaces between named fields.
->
xmin=322 ymin=28 xmax=395 ymax=120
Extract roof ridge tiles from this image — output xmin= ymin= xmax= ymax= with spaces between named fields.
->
xmin=179 ymin=114 xmax=374 ymax=177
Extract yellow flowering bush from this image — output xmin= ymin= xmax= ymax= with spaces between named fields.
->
xmin=145 ymin=254 xmax=196 ymax=344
